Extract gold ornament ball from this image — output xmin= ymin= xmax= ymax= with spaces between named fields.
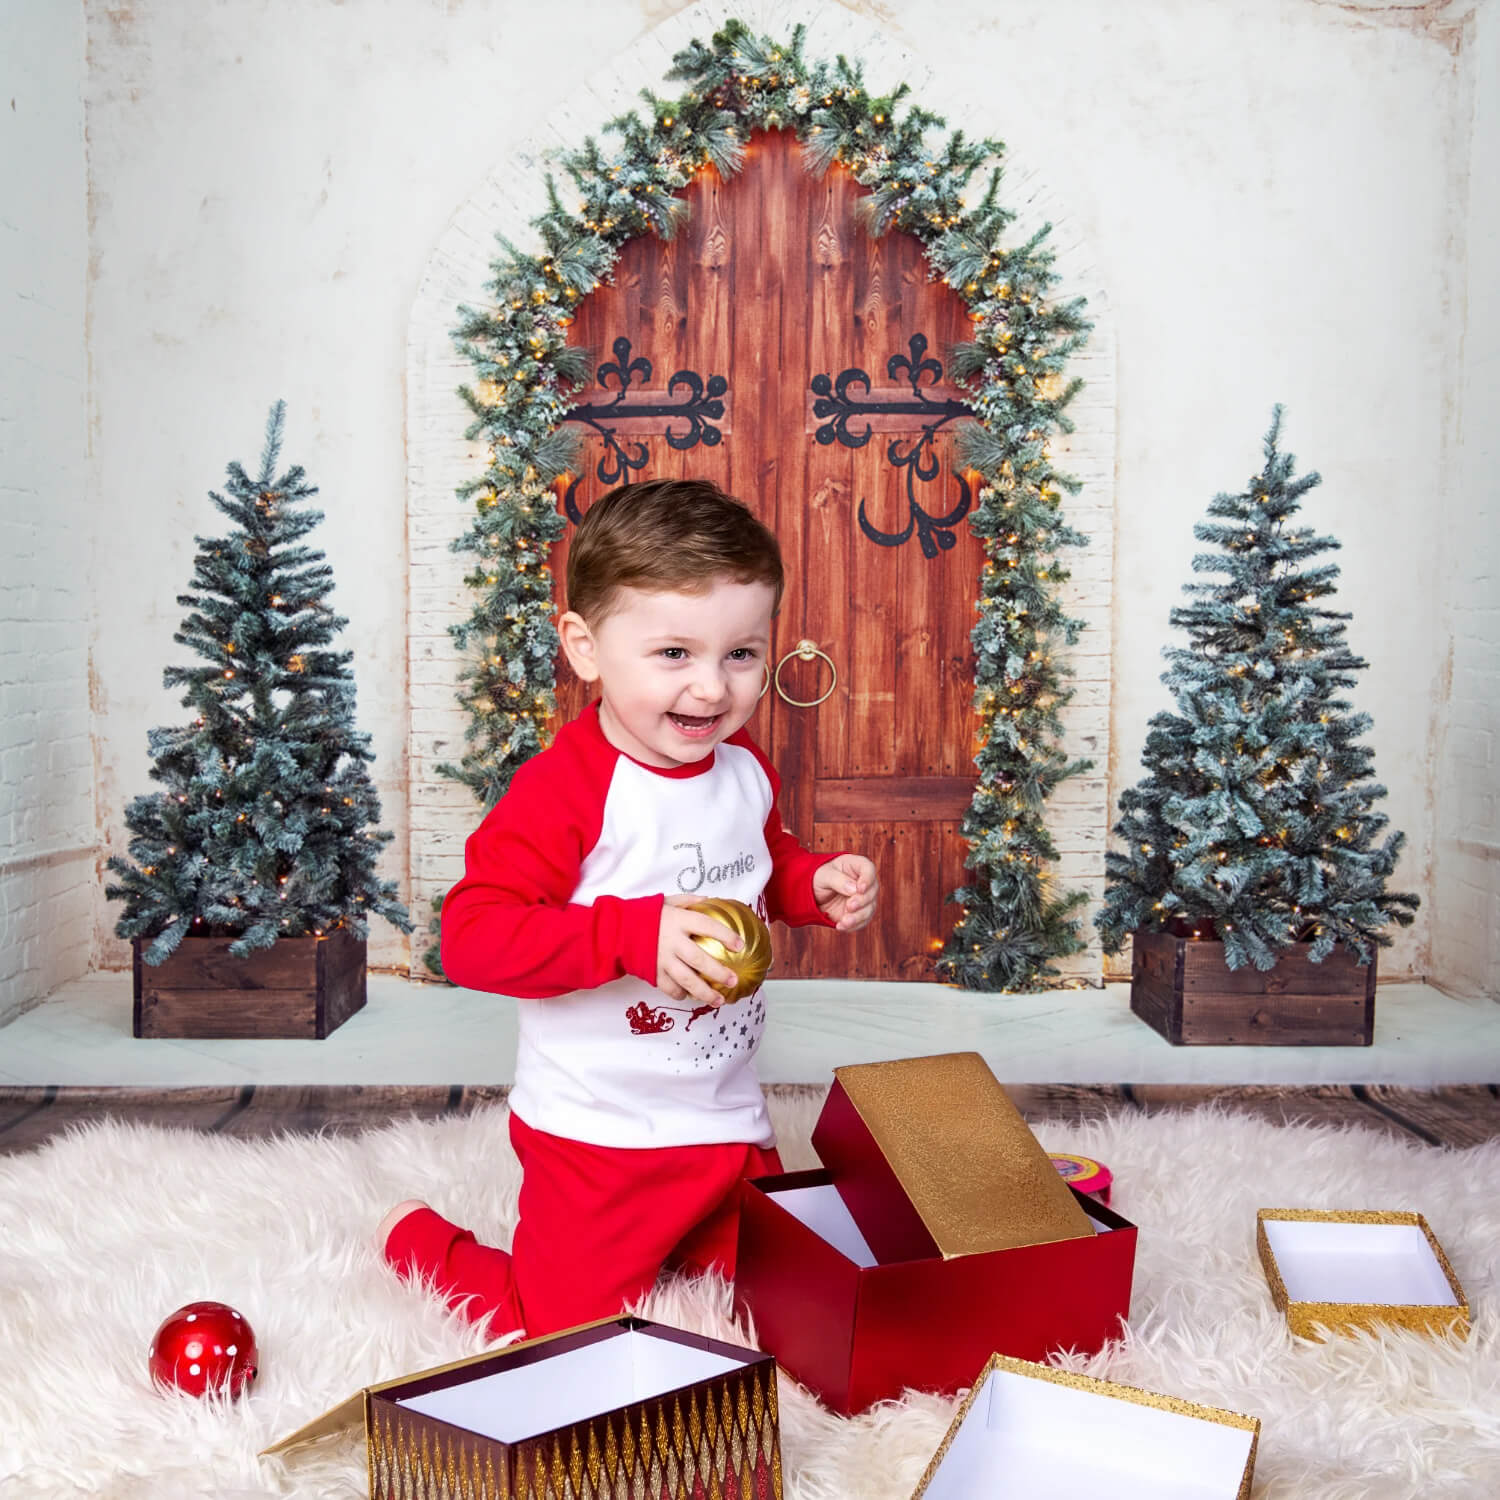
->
xmin=687 ymin=897 xmax=773 ymax=1003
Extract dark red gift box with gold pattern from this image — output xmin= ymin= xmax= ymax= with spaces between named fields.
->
xmin=735 ymin=1053 xmax=1137 ymax=1416
xmin=261 ymin=1315 xmax=782 ymax=1499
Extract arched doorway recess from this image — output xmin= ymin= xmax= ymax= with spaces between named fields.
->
xmin=406 ymin=5 xmax=1117 ymax=985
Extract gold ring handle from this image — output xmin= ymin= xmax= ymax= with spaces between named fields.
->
xmin=773 ymin=639 xmax=837 ymax=708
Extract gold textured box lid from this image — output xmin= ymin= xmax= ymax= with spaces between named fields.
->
xmin=831 ymin=1052 xmax=1094 ymax=1258
xmin=1255 ymin=1209 xmax=1471 ymax=1343
xmin=259 ymin=1318 xmax=624 ymax=1459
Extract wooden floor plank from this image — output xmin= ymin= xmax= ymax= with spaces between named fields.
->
xmin=0 ymin=1086 xmax=57 ymax=1134
xmin=0 ymin=1086 xmax=245 ymax=1155
xmin=212 ymin=1084 xmax=467 ymax=1139
xmin=0 ymin=1085 xmax=527 ymax=1157
xmin=1007 ymin=1084 xmax=1133 ymax=1123
xmin=453 ymin=1084 xmax=512 ymax=1112
xmin=0 ymin=1086 xmax=62 ymax=1153
xmin=1125 ymin=1084 xmax=1418 ymax=1141
xmin=0 ymin=1085 xmax=466 ymax=1156
xmin=1357 ymin=1085 xmax=1500 ymax=1149
xmin=3 ymin=1084 xmax=1498 ymax=1158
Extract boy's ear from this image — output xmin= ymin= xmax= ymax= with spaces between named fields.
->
xmin=557 ymin=610 xmax=600 ymax=683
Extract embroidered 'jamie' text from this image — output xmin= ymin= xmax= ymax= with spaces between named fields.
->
xmin=673 ymin=841 xmax=758 ymax=892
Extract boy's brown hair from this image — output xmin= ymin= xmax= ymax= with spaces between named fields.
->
xmin=564 ymin=477 xmax=784 ymax=625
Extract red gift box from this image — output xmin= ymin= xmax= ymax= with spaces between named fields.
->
xmin=735 ymin=1054 xmax=1137 ymax=1416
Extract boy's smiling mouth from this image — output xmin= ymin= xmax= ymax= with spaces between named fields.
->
xmin=668 ymin=711 xmax=722 ymax=737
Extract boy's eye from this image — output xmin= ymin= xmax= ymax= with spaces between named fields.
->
xmin=658 ymin=647 xmax=760 ymax=661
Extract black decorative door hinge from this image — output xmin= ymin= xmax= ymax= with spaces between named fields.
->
xmin=810 ymin=333 xmax=972 ymax=558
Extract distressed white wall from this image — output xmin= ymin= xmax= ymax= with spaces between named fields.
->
xmin=1432 ymin=0 xmax=1500 ymax=999
xmin=1008 ymin=0 xmax=1469 ymax=986
xmin=1 ymin=1 xmax=92 ymax=1021
xmin=78 ymin=0 xmax=1490 ymax=985
xmin=83 ymin=0 xmax=651 ymax=971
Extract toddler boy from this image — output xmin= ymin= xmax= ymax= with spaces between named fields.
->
xmin=379 ymin=477 xmax=878 ymax=1339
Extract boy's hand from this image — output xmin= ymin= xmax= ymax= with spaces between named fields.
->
xmin=656 ymin=895 xmax=744 ymax=1006
xmin=814 ymin=854 xmax=879 ymax=932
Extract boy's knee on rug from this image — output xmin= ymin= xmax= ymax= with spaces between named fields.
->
xmin=511 ymin=1250 xmax=661 ymax=1339
xmin=377 ymin=1198 xmax=430 ymax=1256
xmin=380 ymin=1202 xmax=527 ymax=1340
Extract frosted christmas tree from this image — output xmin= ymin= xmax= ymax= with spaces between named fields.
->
xmin=1096 ymin=408 xmax=1417 ymax=971
xmin=107 ymin=403 xmax=410 ymax=962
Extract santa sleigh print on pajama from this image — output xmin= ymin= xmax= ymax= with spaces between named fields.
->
xmin=440 ymin=697 xmax=838 ymax=1151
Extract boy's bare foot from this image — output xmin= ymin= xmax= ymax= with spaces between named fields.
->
xmin=377 ymin=1198 xmax=429 ymax=1253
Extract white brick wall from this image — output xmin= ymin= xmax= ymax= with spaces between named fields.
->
xmin=405 ymin=0 xmax=1117 ymax=982
xmin=1430 ymin=0 xmax=1500 ymax=1001
xmin=0 ymin=2 xmax=94 ymax=1022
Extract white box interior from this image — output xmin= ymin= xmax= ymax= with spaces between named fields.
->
xmin=922 ymin=1365 xmax=1254 ymax=1500
xmin=395 ymin=1329 xmax=749 ymax=1442
xmin=769 ymin=1183 xmax=879 ymax=1266
xmin=766 ymin=1181 xmax=1105 ymax=1269
xmin=1261 ymin=1219 xmax=1458 ymax=1307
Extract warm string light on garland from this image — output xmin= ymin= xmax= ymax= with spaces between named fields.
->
xmin=433 ymin=20 xmax=1095 ymax=990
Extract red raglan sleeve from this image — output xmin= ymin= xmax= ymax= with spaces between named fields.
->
xmin=732 ymin=732 xmax=841 ymax=929
xmin=438 ymin=748 xmax=664 ymax=997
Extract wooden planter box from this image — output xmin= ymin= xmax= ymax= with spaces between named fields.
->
xmin=1130 ymin=927 xmax=1374 ymax=1046
xmin=133 ymin=930 xmax=366 ymax=1040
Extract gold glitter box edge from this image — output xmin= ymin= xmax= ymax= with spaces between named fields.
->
xmin=1255 ymin=1208 xmax=1471 ymax=1343
xmin=909 ymin=1352 xmax=1260 ymax=1500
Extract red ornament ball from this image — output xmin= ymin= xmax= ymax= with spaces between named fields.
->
xmin=148 ymin=1301 xmax=258 ymax=1397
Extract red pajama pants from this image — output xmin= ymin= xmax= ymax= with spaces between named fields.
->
xmin=384 ymin=1111 xmax=782 ymax=1339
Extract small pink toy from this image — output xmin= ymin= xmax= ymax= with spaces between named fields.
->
xmin=1048 ymin=1152 xmax=1113 ymax=1206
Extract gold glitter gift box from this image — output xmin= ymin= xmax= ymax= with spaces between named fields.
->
xmin=910 ymin=1354 xmax=1260 ymax=1500
xmin=735 ymin=1053 xmax=1138 ymax=1415
xmin=260 ymin=1315 xmax=783 ymax=1499
xmin=1256 ymin=1209 xmax=1471 ymax=1341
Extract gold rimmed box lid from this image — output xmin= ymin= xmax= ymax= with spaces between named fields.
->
xmin=911 ymin=1353 xmax=1260 ymax=1500
xmin=259 ymin=1320 xmax=613 ymax=1457
xmin=259 ymin=1315 xmax=777 ymax=1460
xmin=1256 ymin=1209 xmax=1470 ymax=1342
xmin=815 ymin=1052 xmax=1095 ymax=1260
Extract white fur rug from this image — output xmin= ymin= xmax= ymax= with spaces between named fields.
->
xmin=0 ymin=1092 xmax=1496 ymax=1499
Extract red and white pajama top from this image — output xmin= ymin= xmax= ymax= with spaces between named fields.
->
xmin=440 ymin=700 xmax=839 ymax=1150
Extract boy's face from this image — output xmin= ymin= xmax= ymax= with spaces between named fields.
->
xmin=558 ymin=577 xmax=776 ymax=769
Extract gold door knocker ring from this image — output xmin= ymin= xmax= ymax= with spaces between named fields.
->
xmin=772 ymin=640 xmax=838 ymax=708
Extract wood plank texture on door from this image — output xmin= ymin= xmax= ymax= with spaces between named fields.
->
xmin=552 ymin=131 xmax=984 ymax=981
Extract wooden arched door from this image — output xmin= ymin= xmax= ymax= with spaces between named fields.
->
xmin=551 ymin=130 xmax=983 ymax=981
